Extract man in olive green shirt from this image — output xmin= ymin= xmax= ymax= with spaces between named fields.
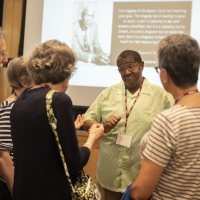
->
xmin=84 ymin=50 xmax=174 ymax=200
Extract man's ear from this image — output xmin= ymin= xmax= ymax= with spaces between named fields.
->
xmin=140 ymin=61 xmax=144 ymax=70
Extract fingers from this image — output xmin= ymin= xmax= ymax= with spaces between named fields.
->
xmin=88 ymin=123 xmax=104 ymax=142
xmin=106 ymin=116 xmax=121 ymax=126
xmin=102 ymin=115 xmax=121 ymax=133
xmin=74 ymin=114 xmax=85 ymax=129
xmin=90 ymin=123 xmax=104 ymax=130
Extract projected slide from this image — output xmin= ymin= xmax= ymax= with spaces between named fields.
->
xmin=24 ymin=0 xmax=200 ymax=105
xmin=110 ymin=2 xmax=191 ymax=67
xmin=71 ymin=1 xmax=191 ymax=67
xmin=41 ymin=0 xmax=193 ymax=87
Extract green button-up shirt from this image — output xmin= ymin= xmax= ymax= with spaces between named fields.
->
xmin=84 ymin=78 xmax=174 ymax=192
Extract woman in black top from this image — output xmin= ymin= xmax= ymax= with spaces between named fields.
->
xmin=10 ymin=40 xmax=104 ymax=200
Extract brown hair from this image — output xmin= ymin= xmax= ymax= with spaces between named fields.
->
xmin=7 ymin=57 xmax=32 ymax=90
xmin=28 ymin=39 xmax=76 ymax=84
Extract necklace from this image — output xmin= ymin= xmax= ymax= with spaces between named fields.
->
xmin=175 ymin=89 xmax=199 ymax=104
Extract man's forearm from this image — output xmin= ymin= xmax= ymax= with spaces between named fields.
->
xmin=83 ymin=120 xmax=98 ymax=131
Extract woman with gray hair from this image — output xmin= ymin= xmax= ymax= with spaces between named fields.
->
xmin=10 ymin=40 xmax=104 ymax=200
xmin=128 ymin=34 xmax=200 ymax=199
xmin=0 ymin=57 xmax=33 ymax=199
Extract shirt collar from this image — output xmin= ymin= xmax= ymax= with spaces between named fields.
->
xmin=117 ymin=77 xmax=151 ymax=96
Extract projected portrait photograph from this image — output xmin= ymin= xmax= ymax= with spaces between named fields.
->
xmin=72 ymin=2 xmax=112 ymax=65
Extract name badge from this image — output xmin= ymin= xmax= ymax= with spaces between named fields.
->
xmin=116 ymin=133 xmax=132 ymax=148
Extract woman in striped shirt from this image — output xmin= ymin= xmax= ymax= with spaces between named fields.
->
xmin=0 ymin=57 xmax=33 ymax=199
xmin=130 ymin=34 xmax=200 ymax=199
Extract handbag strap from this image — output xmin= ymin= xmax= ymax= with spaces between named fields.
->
xmin=46 ymin=90 xmax=75 ymax=193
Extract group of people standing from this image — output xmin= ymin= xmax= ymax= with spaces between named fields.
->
xmin=1 ymin=26 xmax=200 ymax=200
xmin=0 ymin=31 xmax=104 ymax=200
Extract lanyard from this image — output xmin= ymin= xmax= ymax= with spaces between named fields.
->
xmin=124 ymin=85 xmax=143 ymax=133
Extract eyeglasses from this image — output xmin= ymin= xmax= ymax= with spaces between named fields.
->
xmin=118 ymin=63 xmax=139 ymax=74
xmin=0 ymin=51 xmax=8 ymax=57
xmin=154 ymin=66 xmax=161 ymax=73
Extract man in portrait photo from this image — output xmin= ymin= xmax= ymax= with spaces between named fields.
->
xmin=72 ymin=4 xmax=110 ymax=65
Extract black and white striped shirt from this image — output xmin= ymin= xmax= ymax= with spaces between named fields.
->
xmin=141 ymin=105 xmax=200 ymax=199
xmin=0 ymin=100 xmax=14 ymax=157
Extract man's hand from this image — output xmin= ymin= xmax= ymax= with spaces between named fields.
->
xmin=103 ymin=115 xmax=121 ymax=133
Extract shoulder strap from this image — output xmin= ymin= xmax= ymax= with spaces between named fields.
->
xmin=46 ymin=90 xmax=75 ymax=192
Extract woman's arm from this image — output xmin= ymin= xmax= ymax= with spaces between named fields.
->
xmin=83 ymin=123 xmax=104 ymax=150
xmin=0 ymin=150 xmax=14 ymax=193
xmin=53 ymin=93 xmax=103 ymax=179
xmin=131 ymin=157 xmax=164 ymax=200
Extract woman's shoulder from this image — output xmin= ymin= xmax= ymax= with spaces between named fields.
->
xmin=0 ymin=100 xmax=15 ymax=110
xmin=161 ymin=104 xmax=196 ymax=115
xmin=155 ymin=105 xmax=195 ymax=124
xmin=0 ymin=100 xmax=14 ymax=121
xmin=52 ymin=91 xmax=73 ymax=105
xmin=53 ymin=90 xmax=71 ymax=99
